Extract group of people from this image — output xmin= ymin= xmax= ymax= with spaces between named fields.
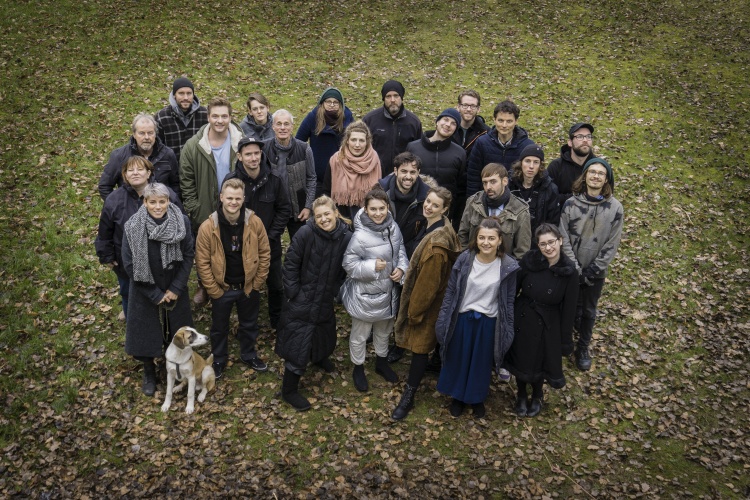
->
xmin=95 ymin=77 xmax=623 ymax=419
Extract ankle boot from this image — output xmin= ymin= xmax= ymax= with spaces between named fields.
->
xmin=391 ymin=384 xmax=417 ymax=421
xmin=352 ymin=364 xmax=368 ymax=392
xmin=375 ymin=355 xmax=399 ymax=383
xmin=527 ymin=397 xmax=543 ymax=417
xmin=281 ymin=369 xmax=310 ymax=411
xmin=142 ymin=360 xmax=156 ymax=396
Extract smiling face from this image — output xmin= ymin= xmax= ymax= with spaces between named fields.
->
xmin=347 ymin=131 xmax=368 ymax=157
xmin=458 ymin=95 xmax=479 ymax=123
xmin=521 ymin=156 xmax=541 ymax=183
xmin=272 ymin=112 xmax=293 ymax=143
xmin=174 ymin=87 xmax=194 ymax=112
xmin=365 ymin=198 xmax=388 ymax=225
xmin=476 ymin=227 xmax=501 ymax=259
xmin=249 ymin=99 xmax=268 ymax=124
xmin=435 ymin=116 xmax=458 ymax=140
xmin=384 ymin=91 xmax=402 ymax=116
xmin=239 ymin=143 xmax=262 ymax=174
xmin=537 ymin=232 xmax=561 ymax=264
xmin=422 ymin=192 xmax=448 ymax=224
xmin=220 ymin=185 xmax=244 ymax=219
xmin=494 ymin=112 xmax=517 ymax=142
xmin=145 ymin=195 xmax=170 ymax=219
xmin=585 ymin=163 xmax=608 ymax=193
xmin=395 ymin=161 xmax=419 ymax=194
xmin=482 ymin=173 xmax=507 ymax=200
xmin=314 ymin=203 xmax=339 ymax=232
xmin=208 ymin=105 xmax=230 ymax=135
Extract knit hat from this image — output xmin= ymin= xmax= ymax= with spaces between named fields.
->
xmin=172 ymin=77 xmax=194 ymax=95
xmin=569 ymin=122 xmax=594 ymax=138
xmin=381 ymin=80 xmax=405 ymax=100
xmin=519 ymin=144 xmax=544 ymax=162
xmin=436 ymin=108 xmax=461 ymax=127
xmin=237 ymin=136 xmax=263 ymax=154
xmin=319 ymin=87 xmax=344 ymax=107
xmin=582 ymin=157 xmax=615 ymax=188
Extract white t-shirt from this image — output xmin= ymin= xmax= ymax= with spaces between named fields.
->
xmin=458 ymin=256 xmax=502 ymax=318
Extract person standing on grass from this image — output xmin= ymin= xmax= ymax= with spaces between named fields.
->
xmin=96 ymin=157 xmax=182 ymax=323
xmin=275 ymin=196 xmax=353 ymax=411
xmin=121 ymin=183 xmax=194 ymax=396
xmin=559 ymin=158 xmax=623 ymax=372
xmin=180 ymin=97 xmax=244 ymax=306
xmin=154 ymin=77 xmax=208 ymax=163
xmin=296 ymin=87 xmax=355 ymax=198
xmin=435 ymin=217 xmax=519 ymax=418
xmin=406 ymin=108 xmax=467 ymax=231
xmin=99 ymin=113 xmax=180 ymax=201
xmin=341 ymin=188 xmax=409 ymax=393
xmin=194 ymin=178 xmax=271 ymax=379
xmin=263 ymin=110 xmax=317 ymax=240
xmin=324 ymin=120 xmax=382 ymax=220
xmin=362 ymin=79 xmax=423 ymax=177
xmin=508 ymin=144 xmax=561 ymax=237
xmin=451 ymin=89 xmax=490 ymax=158
xmin=223 ymin=136 xmax=292 ymax=331
xmin=547 ymin=122 xmax=598 ymax=206
xmin=239 ymin=92 xmax=275 ymax=142
xmin=391 ymin=187 xmax=461 ymax=421
xmin=466 ymin=100 xmax=535 ymax=196
xmin=504 ymin=223 xmax=579 ymax=418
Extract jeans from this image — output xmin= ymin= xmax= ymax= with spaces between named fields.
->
xmin=210 ymin=289 xmax=261 ymax=365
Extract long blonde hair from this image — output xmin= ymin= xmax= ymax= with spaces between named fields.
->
xmin=312 ymin=195 xmax=351 ymax=227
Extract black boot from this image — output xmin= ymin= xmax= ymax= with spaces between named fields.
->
xmin=387 ymin=345 xmax=405 ymax=363
xmin=281 ymin=369 xmax=311 ymax=411
xmin=352 ymin=364 xmax=368 ymax=392
xmin=375 ymin=355 xmax=399 ymax=383
xmin=575 ymin=317 xmax=596 ymax=371
xmin=142 ymin=360 xmax=156 ymax=396
xmin=391 ymin=384 xmax=417 ymax=421
xmin=449 ymin=398 xmax=465 ymax=417
xmin=426 ymin=346 xmax=442 ymax=373
xmin=527 ymin=397 xmax=543 ymax=417
xmin=314 ymin=357 xmax=335 ymax=373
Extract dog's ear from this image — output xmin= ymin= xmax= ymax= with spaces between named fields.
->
xmin=173 ymin=330 xmax=186 ymax=349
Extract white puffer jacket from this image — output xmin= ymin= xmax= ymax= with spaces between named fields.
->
xmin=341 ymin=208 xmax=409 ymax=322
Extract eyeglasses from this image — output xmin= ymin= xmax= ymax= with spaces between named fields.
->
xmin=538 ymin=239 xmax=559 ymax=249
xmin=572 ymin=134 xmax=594 ymax=141
xmin=323 ymin=99 xmax=340 ymax=108
xmin=459 ymin=104 xmax=478 ymax=110
xmin=587 ymin=170 xmax=607 ymax=178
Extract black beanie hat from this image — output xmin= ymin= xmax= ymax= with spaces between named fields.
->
xmin=172 ymin=77 xmax=194 ymax=95
xmin=436 ymin=108 xmax=461 ymax=127
xmin=381 ymin=80 xmax=405 ymax=100
xmin=519 ymin=144 xmax=544 ymax=162
xmin=319 ymin=87 xmax=344 ymax=107
xmin=582 ymin=157 xmax=615 ymax=189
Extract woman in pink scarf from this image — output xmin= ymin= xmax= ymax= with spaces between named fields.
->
xmin=324 ymin=121 xmax=382 ymax=220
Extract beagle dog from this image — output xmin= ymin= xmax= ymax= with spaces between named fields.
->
xmin=161 ymin=326 xmax=216 ymax=414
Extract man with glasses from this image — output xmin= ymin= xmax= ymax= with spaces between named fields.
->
xmin=548 ymin=123 xmax=598 ymax=206
xmin=363 ymin=80 xmax=423 ymax=178
xmin=451 ymin=90 xmax=490 ymax=157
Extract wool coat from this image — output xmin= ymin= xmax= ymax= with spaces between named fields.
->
xmin=504 ymin=249 xmax=579 ymax=388
xmin=436 ymin=250 xmax=519 ymax=372
xmin=394 ymin=219 xmax=461 ymax=354
xmin=121 ymin=213 xmax=194 ymax=358
xmin=275 ymin=218 xmax=352 ymax=367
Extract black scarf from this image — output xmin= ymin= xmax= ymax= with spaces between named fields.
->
xmin=483 ymin=188 xmax=510 ymax=211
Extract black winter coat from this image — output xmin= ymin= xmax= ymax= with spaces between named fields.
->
xmin=508 ymin=172 xmax=561 ymax=236
xmin=98 ymin=137 xmax=181 ymax=201
xmin=378 ymin=173 xmax=430 ymax=258
xmin=451 ymin=115 xmax=490 ymax=157
xmin=274 ymin=218 xmax=352 ymax=367
xmin=466 ymin=126 xmax=535 ymax=196
xmin=362 ymin=106 xmax=423 ymax=177
xmin=504 ymin=249 xmax=578 ymax=388
xmin=546 ymin=145 xmax=597 ymax=206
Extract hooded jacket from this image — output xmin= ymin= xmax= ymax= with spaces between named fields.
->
xmin=508 ymin=172 xmax=561 ymax=235
xmin=154 ymin=94 xmax=208 ymax=162
xmin=98 ymin=137 xmax=180 ymax=201
xmin=362 ymin=106 xmax=423 ymax=177
xmin=547 ymin=144 xmax=597 ymax=206
xmin=378 ymin=173 xmax=431 ymax=257
xmin=341 ymin=208 xmax=409 ymax=322
xmin=457 ymin=191 xmax=532 ymax=260
xmin=179 ymin=123 xmax=243 ymax=230
xmin=466 ymin=125 xmax=535 ymax=196
xmin=239 ymin=113 xmax=275 ymax=142
xmin=559 ymin=193 xmax=623 ymax=278
xmin=295 ymin=106 xmax=355 ymax=182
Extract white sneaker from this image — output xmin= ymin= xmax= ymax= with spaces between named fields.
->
xmin=498 ymin=368 xmax=511 ymax=382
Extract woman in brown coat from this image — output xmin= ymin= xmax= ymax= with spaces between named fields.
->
xmin=391 ymin=186 xmax=462 ymax=420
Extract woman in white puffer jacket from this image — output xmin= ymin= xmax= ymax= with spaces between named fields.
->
xmin=342 ymin=187 xmax=409 ymax=393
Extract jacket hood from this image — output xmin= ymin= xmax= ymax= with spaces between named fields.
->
xmin=559 ymin=144 xmax=596 ymax=164
xmin=234 ymin=156 xmax=271 ymax=185
xmin=521 ymin=248 xmax=577 ymax=276
xmin=169 ymin=93 xmax=201 ymax=116
xmin=421 ymin=131 xmax=454 ymax=152
xmin=307 ymin=216 xmax=351 ymax=241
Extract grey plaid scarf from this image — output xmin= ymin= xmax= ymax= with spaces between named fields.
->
xmin=124 ymin=203 xmax=186 ymax=284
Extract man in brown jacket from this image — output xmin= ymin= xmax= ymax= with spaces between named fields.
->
xmin=196 ymin=178 xmax=271 ymax=378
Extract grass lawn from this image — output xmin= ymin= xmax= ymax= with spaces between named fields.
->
xmin=0 ymin=0 xmax=748 ymax=497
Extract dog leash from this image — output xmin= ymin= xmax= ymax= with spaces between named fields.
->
xmin=160 ymin=301 xmax=177 ymax=344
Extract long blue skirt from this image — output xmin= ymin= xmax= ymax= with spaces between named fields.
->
xmin=436 ymin=311 xmax=496 ymax=404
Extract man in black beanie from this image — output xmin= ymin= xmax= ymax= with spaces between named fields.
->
xmin=363 ymin=79 xmax=422 ymax=177
xmin=154 ymin=76 xmax=209 ymax=163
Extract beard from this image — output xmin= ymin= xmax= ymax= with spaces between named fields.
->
xmin=572 ymin=144 xmax=590 ymax=157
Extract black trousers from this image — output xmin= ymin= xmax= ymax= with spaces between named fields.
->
xmin=210 ymin=289 xmax=261 ymax=365
xmin=267 ymin=252 xmax=283 ymax=329
xmin=575 ymin=278 xmax=605 ymax=348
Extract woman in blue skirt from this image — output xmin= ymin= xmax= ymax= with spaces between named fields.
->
xmin=436 ymin=217 xmax=519 ymax=418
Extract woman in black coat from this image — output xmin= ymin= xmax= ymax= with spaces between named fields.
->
xmin=121 ymin=183 xmax=194 ymax=396
xmin=504 ymin=223 xmax=578 ymax=417
xmin=508 ymin=145 xmax=561 ymax=237
xmin=275 ymin=196 xmax=353 ymax=411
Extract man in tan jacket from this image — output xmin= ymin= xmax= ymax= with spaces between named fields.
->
xmin=195 ymin=178 xmax=271 ymax=378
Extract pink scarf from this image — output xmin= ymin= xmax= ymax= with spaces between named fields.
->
xmin=329 ymin=146 xmax=381 ymax=207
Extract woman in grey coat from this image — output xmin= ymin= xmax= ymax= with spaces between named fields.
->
xmin=341 ymin=188 xmax=409 ymax=392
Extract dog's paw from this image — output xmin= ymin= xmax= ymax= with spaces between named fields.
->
xmin=197 ymin=393 xmax=206 ymax=403
xmin=161 ymin=403 xmax=170 ymax=413
xmin=185 ymin=405 xmax=195 ymax=415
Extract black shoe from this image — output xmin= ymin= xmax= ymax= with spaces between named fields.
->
xmin=281 ymin=370 xmax=311 ymax=411
xmin=391 ymin=384 xmax=417 ymax=421
xmin=527 ymin=397 xmax=543 ymax=417
xmin=142 ymin=361 xmax=156 ymax=396
xmin=575 ymin=347 xmax=592 ymax=371
xmin=514 ymin=396 xmax=528 ymax=417
xmin=449 ymin=398 xmax=464 ymax=417
xmin=212 ymin=362 xmax=225 ymax=380
xmin=242 ymin=356 xmax=268 ymax=372
xmin=387 ymin=345 xmax=405 ymax=363
xmin=375 ymin=355 xmax=399 ymax=383
xmin=352 ymin=364 xmax=368 ymax=392
xmin=425 ymin=350 xmax=442 ymax=373
xmin=314 ymin=357 xmax=335 ymax=373
xmin=472 ymin=402 xmax=486 ymax=419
